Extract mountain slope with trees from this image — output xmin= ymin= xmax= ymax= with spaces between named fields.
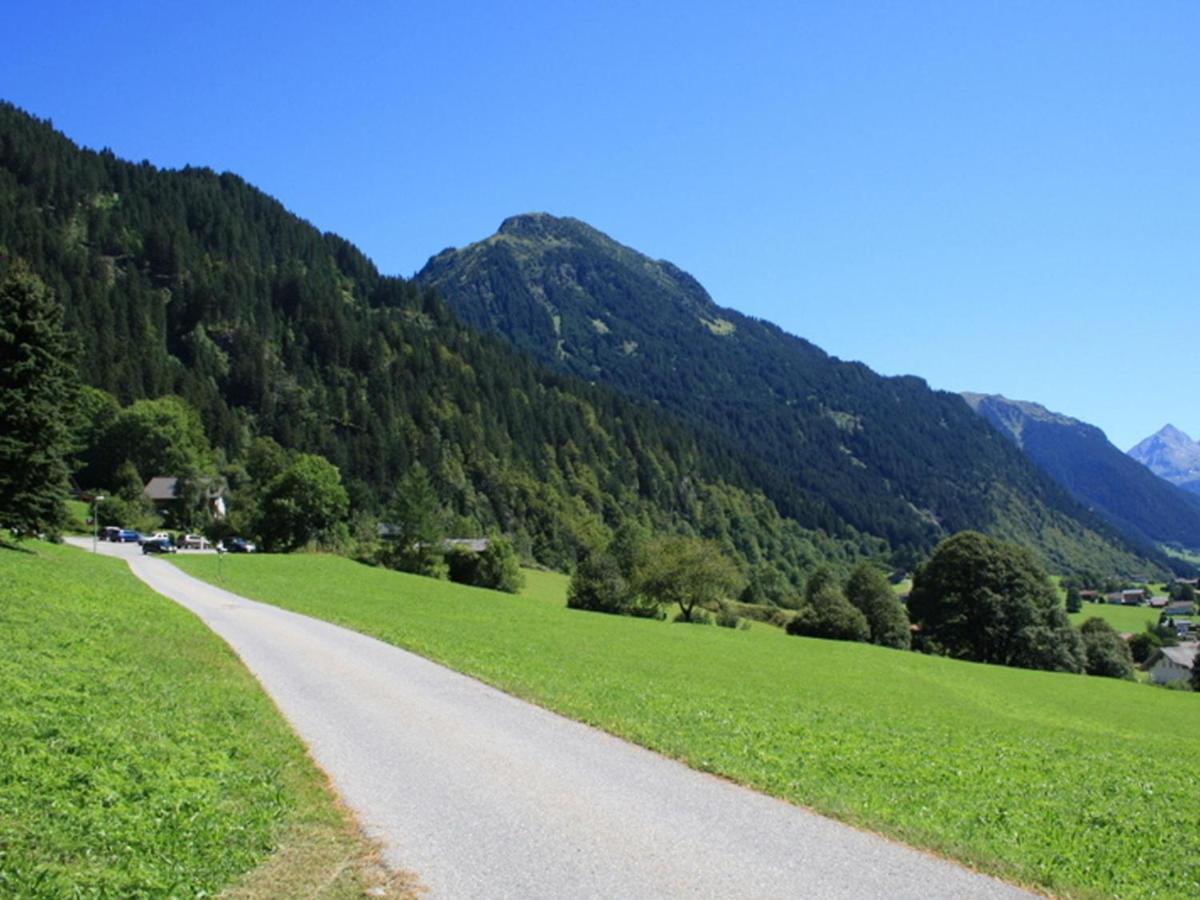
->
xmin=963 ymin=393 xmax=1200 ymax=553
xmin=418 ymin=213 xmax=1172 ymax=576
xmin=0 ymin=102 xmax=877 ymax=580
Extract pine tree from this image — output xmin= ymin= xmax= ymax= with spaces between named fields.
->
xmin=0 ymin=262 xmax=77 ymax=538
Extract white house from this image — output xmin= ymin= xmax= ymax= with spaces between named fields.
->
xmin=1146 ymin=646 xmax=1197 ymax=685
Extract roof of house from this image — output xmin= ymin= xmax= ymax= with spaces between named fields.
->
xmin=375 ymin=527 xmax=491 ymax=554
xmin=1149 ymin=646 xmax=1198 ymax=668
xmin=443 ymin=538 xmax=491 ymax=553
xmin=143 ymin=475 xmax=226 ymax=501
xmin=142 ymin=476 xmax=179 ymax=501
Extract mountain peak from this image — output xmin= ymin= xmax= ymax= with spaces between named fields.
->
xmin=1128 ymin=424 xmax=1200 ymax=494
xmin=1153 ymin=423 xmax=1195 ymax=444
xmin=497 ymin=212 xmax=594 ymax=241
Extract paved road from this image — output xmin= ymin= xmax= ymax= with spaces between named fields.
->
xmin=72 ymin=539 xmax=1033 ymax=899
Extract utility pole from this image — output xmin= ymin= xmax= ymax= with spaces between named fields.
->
xmin=91 ymin=495 xmax=105 ymax=553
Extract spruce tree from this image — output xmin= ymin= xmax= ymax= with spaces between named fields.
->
xmin=0 ymin=262 xmax=76 ymax=538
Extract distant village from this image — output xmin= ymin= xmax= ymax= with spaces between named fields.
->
xmin=1077 ymin=576 xmax=1197 ymax=687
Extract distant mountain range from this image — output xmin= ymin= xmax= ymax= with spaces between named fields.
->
xmin=962 ymin=394 xmax=1200 ymax=554
xmin=1128 ymin=425 xmax=1200 ymax=496
xmin=418 ymin=213 xmax=1172 ymax=576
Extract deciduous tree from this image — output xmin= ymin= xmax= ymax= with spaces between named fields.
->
xmin=637 ymin=536 xmax=744 ymax=622
xmin=1078 ymin=617 xmax=1134 ymax=679
xmin=908 ymin=532 xmax=1085 ymax=673
xmin=845 ymin=562 xmax=911 ymax=649
xmin=258 ymin=454 xmax=349 ymax=551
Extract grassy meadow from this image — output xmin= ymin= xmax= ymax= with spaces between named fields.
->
xmin=0 ymin=542 xmax=410 ymax=897
xmin=1069 ymin=602 xmax=1160 ymax=633
xmin=175 ymin=553 xmax=1200 ymax=899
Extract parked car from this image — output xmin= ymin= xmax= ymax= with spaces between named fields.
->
xmin=142 ymin=537 xmax=177 ymax=555
xmin=139 ymin=531 xmax=171 ymax=546
xmin=101 ymin=526 xmax=122 ymax=542
xmin=117 ymin=529 xmax=141 ymax=543
xmin=225 ymin=537 xmax=257 ymax=553
xmin=181 ymin=534 xmax=209 ymax=550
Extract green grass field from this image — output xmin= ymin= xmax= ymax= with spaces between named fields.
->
xmin=518 ymin=566 xmax=571 ymax=605
xmin=175 ymin=553 xmax=1200 ymax=899
xmin=1069 ymin=602 xmax=1160 ymax=633
xmin=0 ymin=542 xmax=404 ymax=897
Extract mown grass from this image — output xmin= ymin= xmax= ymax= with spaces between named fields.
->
xmin=0 ymin=542 xmax=412 ymax=897
xmin=517 ymin=567 xmax=571 ymax=606
xmin=174 ymin=553 xmax=1200 ymax=899
xmin=1069 ymin=602 xmax=1159 ymax=634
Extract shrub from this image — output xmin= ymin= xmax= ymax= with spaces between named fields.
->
xmin=787 ymin=585 xmax=870 ymax=642
xmin=1079 ymin=618 xmax=1134 ymax=679
xmin=715 ymin=605 xmax=741 ymax=629
xmin=446 ymin=537 xmax=524 ymax=593
xmin=567 ymin=552 xmax=630 ymax=614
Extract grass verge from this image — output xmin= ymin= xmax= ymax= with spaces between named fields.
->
xmin=0 ymin=541 xmax=417 ymax=897
xmin=174 ymin=553 xmax=1200 ymax=899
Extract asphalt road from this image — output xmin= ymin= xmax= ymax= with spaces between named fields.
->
xmin=72 ymin=539 xmax=1033 ymax=899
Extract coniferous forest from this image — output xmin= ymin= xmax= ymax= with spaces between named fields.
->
xmin=0 ymin=102 xmax=1173 ymax=581
xmin=0 ymin=103 xmax=881 ymax=580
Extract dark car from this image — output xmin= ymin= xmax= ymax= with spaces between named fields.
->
xmin=225 ymin=537 xmax=257 ymax=553
xmin=117 ymin=529 xmax=141 ymax=543
xmin=142 ymin=537 xmax=177 ymax=555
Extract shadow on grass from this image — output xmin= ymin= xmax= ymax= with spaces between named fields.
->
xmin=0 ymin=538 xmax=38 ymax=555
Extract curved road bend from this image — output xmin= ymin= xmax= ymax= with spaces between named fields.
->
xmin=74 ymin=540 xmax=1033 ymax=899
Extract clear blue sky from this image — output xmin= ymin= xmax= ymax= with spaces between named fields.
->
xmin=5 ymin=1 xmax=1198 ymax=450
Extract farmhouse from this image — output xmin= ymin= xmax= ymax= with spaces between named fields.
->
xmin=1120 ymin=589 xmax=1147 ymax=605
xmin=142 ymin=476 xmax=226 ymax=519
xmin=1146 ymin=645 xmax=1198 ymax=685
xmin=1163 ymin=600 xmax=1196 ymax=618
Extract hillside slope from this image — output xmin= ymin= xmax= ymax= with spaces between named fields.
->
xmin=0 ymin=102 xmax=871 ymax=577
xmin=418 ymin=213 xmax=1165 ymax=576
xmin=964 ymin=393 xmax=1200 ymax=553
xmin=1129 ymin=425 xmax=1200 ymax=496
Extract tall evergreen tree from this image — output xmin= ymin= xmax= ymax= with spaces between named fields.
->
xmin=0 ymin=261 xmax=76 ymax=538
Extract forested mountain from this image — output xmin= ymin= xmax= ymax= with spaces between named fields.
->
xmin=418 ymin=213 xmax=1175 ymax=577
xmin=1128 ymin=425 xmax=1200 ymax=497
xmin=0 ymin=103 xmax=1172 ymax=578
xmin=963 ymin=393 xmax=1200 ymax=552
xmin=0 ymin=102 xmax=881 ymax=579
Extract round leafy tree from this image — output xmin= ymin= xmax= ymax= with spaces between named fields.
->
xmin=908 ymin=532 xmax=1084 ymax=672
xmin=845 ymin=562 xmax=911 ymax=649
xmin=1078 ymin=617 xmax=1134 ymax=679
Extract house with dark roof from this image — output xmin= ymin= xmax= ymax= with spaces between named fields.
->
xmin=142 ymin=476 xmax=226 ymax=520
xmin=1163 ymin=600 xmax=1196 ymax=618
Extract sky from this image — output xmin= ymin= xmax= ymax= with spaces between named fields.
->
xmin=5 ymin=1 xmax=1197 ymax=450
